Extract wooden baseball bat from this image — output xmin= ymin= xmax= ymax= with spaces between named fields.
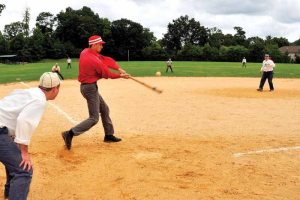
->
xmin=129 ymin=76 xmax=163 ymax=94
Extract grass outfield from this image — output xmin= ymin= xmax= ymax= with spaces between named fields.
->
xmin=0 ymin=59 xmax=299 ymax=84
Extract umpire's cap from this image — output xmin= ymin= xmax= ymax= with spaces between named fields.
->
xmin=39 ymin=72 xmax=60 ymax=88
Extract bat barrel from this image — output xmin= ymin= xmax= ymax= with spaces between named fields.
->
xmin=129 ymin=76 xmax=163 ymax=94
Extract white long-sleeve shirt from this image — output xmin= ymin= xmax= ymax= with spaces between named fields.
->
xmin=0 ymin=88 xmax=47 ymax=145
xmin=261 ymin=59 xmax=275 ymax=72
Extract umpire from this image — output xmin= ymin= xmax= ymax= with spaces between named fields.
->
xmin=0 ymin=72 xmax=60 ymax=200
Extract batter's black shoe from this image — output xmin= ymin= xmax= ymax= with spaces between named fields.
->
xmin=269 ymin=89 xmax=274 ymax=92
xmin=62 ymin=130 xmax=74 ymax=150
xmin=256 ymin=88 xmax=263 ymax=92
xmin=104 ymin=135 xmax=122 ymax=143
xmin=4 ymin=188 xmax=9 ymax=199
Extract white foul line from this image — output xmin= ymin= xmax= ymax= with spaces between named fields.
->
xmin=20 ymin=82 xmax=79 ymax=125
xmin=233 ymin=146 xmax=300 ymax=158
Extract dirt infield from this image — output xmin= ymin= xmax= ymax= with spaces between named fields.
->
xmin=0 ymin=77 xmax=299 ymax=200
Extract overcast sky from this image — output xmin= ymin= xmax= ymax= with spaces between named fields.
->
xmin=1 ymin=0 xmax=300 ymax=42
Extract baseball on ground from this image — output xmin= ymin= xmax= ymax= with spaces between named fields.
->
xmin=155 ymin=71 xmax=161 ymax=76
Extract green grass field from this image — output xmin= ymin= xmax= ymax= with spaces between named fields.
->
xmin=0 ymin=59 xmax=299 ymax=84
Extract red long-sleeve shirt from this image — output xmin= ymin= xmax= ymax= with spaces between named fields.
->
xmin=78 ymin=48 xmax=121 ymax=83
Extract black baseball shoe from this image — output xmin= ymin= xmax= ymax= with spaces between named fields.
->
xmin=104 ymin=135 xmax=122 ymax=143
xmin=4 ymin=187 xmax=9 ymax=199
xmin=62 ymin=130 xmax=74 ymax=150
xmin=256 ymin=88 xmax=263 ymax=92
xmin=269 ymin=89 xmax=274 ymax=92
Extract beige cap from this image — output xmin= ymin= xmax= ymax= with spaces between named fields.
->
xmin=39 ymin=72 xmax=60 ymax=88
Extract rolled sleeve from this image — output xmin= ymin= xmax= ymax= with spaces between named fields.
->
xmin=14 ymin=100 xmax=46 ymax=145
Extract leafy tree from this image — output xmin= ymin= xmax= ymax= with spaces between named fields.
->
xmin=55 ymin=6 xmax=111 ymax=50
xmin=161 ymin=15 xmax=208 ymax=55
xmin=8 ymin=34 xmax=30 ymax=61
xmin=272 ymin=37 xmax=289 ymax=47
xmin=28 ymin=28 xmax=46 ymax=60
xmin=265 ymin=36 xmax=289 ymax=47
xmin=23 ymin=8 xmax=30 ymax=37
xmin=292 ymin=37 xmax=300 ymax=45
xmin=0 ymin=31 xmax=9 ymax=54
xmin=207 ymin=27 xmax=224 ymax=48
xmin=0 ymin=4 xmax=5 ymax=15
xmin=142 ymin=41 xmax=167 ymax=60
xmin=36 ymin=12 xmax=56 ymax=34
xmin=226 ymin=45 xmax=249 ymax=62
xmin=223 ymin=34 xmax=235 ymax=46
xmin=219 ymin=46 xmax=229 ymax=61
xmin=4 ymin=22 xmax=24 ymax=39
xmin=233 ymin=26 xmax=246 ymax=46
xmin=178 ymin=43 xmax=203 ymax=61
xmin=202 ymin=43 xmax=219 ymax=61
xmin=264 ymin=43 xmax=288 ymax=63
xmin=247 ymin=37 xmax=265 ymax=62
xmin=111 ymin=18 xmax=155 ymax=60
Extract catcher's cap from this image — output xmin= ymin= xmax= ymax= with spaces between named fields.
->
xmin=39 ymin=72 xmax=60 ymax=88
xmin=88 ymin=35 xmax=105 ymax=45
xmin=265 ymin=54 xmax=269 ymax=57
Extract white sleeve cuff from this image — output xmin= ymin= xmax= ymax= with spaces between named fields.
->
xmin=14 ymin=137 xmax=30 ymax=145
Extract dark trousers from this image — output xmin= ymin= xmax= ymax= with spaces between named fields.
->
xmin=242 ymin=63 xmax=246 ymax=67
xmin=67 ymin=63 xmax=71 ymax=69
xmin=259 ymin=71 xmax=274 ymax=90
xmin=166 ymin=65 xmax=173 ymax=72
xmin=0 ymin=127 xmax=32 ymax=200
xmin=72 ymin=83 xmax=114 ymax=136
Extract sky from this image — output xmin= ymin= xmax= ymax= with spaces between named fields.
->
xmin=1 ymin=0 xmax=300 ymax=42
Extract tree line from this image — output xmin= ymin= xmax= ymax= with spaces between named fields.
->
xmin=0 ymin=5 xmax=300 ymax=63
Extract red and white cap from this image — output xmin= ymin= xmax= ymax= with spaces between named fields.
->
xmin=88 ymin=35 xmax=105 ymax=45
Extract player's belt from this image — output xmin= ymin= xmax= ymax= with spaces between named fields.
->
xmin=81 ymin=82 xmax=96 ymax=85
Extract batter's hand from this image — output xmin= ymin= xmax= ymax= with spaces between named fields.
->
xmin=118 ymin=68 xmax=127 ymax=74
xmin=121 ymin=73 xmax=130 ymax=79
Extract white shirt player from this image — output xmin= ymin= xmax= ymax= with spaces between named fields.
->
xmin=0 ymin=88 xmax=47 ymax=145
xmin=261 ymin=59 xmax=275 ymax=72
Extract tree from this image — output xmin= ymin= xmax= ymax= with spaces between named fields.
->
xmin=202 ymin=43 xmax=219 ymax=61
xmin=207 ymin=27 xmax=224 ymax=48
xmin=265 ymin=36 xmax=289 ymax=47
xmin=55 ymin=6 xmax=111 ymax=50
xmin=0 ymin=31 xmax=9 ymax=54
xmin=23 ymin=8 xmax=30 ymax=37
xmin=142 ymin=41 xmax=167 ymax=60
xmin=292 ymin=37 xmax=300 ymax=45
xmin=247 ymin=37 xmax=265 ymax=62
xmin=161 ymin=15 xmax=208 ymax=55
xmin=226 ymin=45 xmax=249 ymax=62
xmin=177 ymin=43 xmax=203 ymax=61
xmin=28 ymin=28 xmax=46 ymax=60
xmin=264 ymin=44 xmax=284 ymax=62
xmin=233 ymin=26 xmax=246 ymax=46
xmin=223 ymin=34 xmax=235 ymax=46
xmin=4 ymin=22 xmax=24 ymax=39
xmin=0 ymin=4 xmax=5 ymax=15
xmin=9 ymin=34 xmax=28 ymax=60
xmin=36 ymin=12 xmax=56 ymax=33
xmin=111 ymin=18 xmax=155 ymax=60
